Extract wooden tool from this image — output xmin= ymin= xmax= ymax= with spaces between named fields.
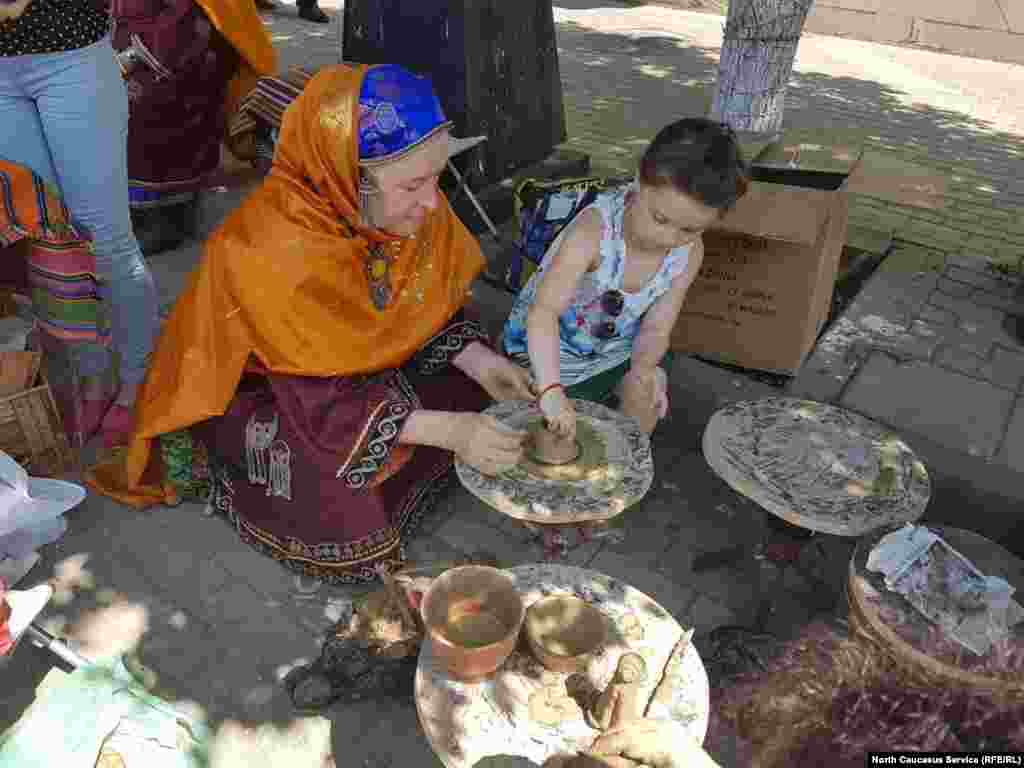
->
xmin=645 ymin=628 xmax=694 ymax=717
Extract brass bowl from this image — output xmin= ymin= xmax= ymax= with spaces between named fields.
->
xmin=420 ymin=565 xmax=525 ymax=683
xmin=525 ymin=595 xmax=607 ymax=674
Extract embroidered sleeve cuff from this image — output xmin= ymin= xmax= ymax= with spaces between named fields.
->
xmin=336 ymin=371 xmax=420 ymax=490
xmin=414 ymin=317 xmax=490 ymax=376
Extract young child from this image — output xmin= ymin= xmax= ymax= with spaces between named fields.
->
xmin=502 ymin=118 xmax=749 ymax=437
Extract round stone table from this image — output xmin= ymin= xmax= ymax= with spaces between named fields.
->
xmin=703 ymin=397 xmax=931 ymax=537
xmin=415 ymin=564 xmax=709 ymax=768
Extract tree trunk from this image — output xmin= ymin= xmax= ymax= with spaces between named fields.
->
xmin=710 ymin=0 xmax=815 ymax=137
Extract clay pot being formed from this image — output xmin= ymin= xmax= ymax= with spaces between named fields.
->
xmin=529 ymin=423 xmax=581 ymax=466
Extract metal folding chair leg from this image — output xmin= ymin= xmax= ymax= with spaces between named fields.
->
xmin=445 ymin=158 xmax=501 ymax=241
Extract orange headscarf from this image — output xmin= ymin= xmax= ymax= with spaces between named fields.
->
xmin=88 ymin=64 xmax=485 ymax=508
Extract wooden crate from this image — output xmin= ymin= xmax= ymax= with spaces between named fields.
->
xmin=343 ymin=0 xmax=567 ymax=189
xmin=0 ymin=351 xmax=42 ymax=399
xmin=0 ymin=370 xmax=73 ymax=478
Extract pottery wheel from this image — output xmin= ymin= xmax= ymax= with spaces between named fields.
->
xmin=703 ymin=397 xmax=931 ymax=536
xmin=456 ymin=399 xmax=653 ymax=525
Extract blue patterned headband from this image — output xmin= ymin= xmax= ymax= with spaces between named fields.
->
xmin=358 ymin=64 xmax=454 ymax=166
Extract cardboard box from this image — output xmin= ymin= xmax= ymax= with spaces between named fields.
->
xmin=669 ymin=141 xmax=945 ymax=375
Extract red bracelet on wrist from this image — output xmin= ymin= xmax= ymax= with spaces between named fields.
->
xmin=538 ymin=383 xmax=564 ymax=399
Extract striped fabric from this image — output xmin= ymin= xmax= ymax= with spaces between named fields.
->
xmin=0 ymin=160 xmax=108 ymax=345
xmin=229 ymin=66 xmax=316 ymax=138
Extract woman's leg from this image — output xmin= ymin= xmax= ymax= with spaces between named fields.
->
xmin=21 ymin=39 xmax=159 ymax=411
xmin=0 ymin=62 xmax=59 ymax=184
xmin=0 ymin=59 xmax=97 ymax=438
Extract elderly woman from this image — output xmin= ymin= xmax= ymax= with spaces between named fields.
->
xmin=112 ymin=0 xmax=276 ymax=255
xmin=87 ymin=64 xmax=533 ymax=584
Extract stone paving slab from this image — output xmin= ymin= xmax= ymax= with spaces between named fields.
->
xmin=842 ymin=353 xmax=1016 ymax=459
xmin=996 ymin=401 xmax=1024 ymax=471
xmin=794 ymin=239 xmax=1024 ymax=478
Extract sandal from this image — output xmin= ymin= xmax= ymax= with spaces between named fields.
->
xmin=283 ymin=634 xmax=418 ymax=712
xmin=297 ymin=4 xmax=329 ymax=22
xmin=702 ymin=625 xmax=782 ymax=682
xmin=281 ymin=556 xmax=502 ymax=712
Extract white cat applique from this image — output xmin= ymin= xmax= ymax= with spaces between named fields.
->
xmin=245 ymin=412 xmax=292 ymax=500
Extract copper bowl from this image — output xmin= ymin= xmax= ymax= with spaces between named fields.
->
xmin=420 ymin=565 xmax=525 ymax=683
xmin=525 ymin=595 xmax=607 ymax=673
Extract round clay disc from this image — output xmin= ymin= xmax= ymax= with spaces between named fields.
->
xmin=703 ymin=397 xmax=931 ymax=536
xmin=456 ymin=399 xmax=654 ymax=525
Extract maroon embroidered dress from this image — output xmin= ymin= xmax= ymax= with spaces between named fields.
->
xmin=192 ymin=313 xmax=491 ymax=585
xmin=110 ymin=0 xmax=239 ymax=209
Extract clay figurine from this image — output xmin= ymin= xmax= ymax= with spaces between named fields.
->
xmin=586 ymin=652 xmax=647 ymax=731
xmin=529 ymin=669 xmax=581 ymax=726
xmin=529 ymin=422 xmax=581 ymax=466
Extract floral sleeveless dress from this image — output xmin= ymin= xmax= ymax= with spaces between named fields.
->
xmin=502 ymin=184 xmax=691 ymax=389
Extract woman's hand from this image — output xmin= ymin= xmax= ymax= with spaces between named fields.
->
xmin=450 ymin=412 xmax=525 ymax=476
xmin=476 ymin=356 xmax=535 ymax=402
xmin=454 ymin=342 xmax=535 ymax=402
xmin=539 ymin=385 xmax=576 ymax=440
xmin=587 ymin=719 xmax=720 ymax=768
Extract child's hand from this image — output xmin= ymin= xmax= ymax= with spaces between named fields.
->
xmin=620 ymin=368 xmax=660 ymax=435
xmin=540 ymin=386 xmax=576 ymax=439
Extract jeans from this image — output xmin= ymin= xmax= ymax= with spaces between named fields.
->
xmin=0 ymin=37 xmax=159 ymax=390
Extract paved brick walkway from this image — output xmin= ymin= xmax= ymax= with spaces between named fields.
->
xmin=550 ymin=3 xmax=1024 ymax=270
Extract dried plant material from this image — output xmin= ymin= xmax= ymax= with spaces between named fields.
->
xmin=709 ymin=620 xmax=1024 ymax=768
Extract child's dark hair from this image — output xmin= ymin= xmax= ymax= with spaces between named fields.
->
xmin=639 ymin=117 xmax=749 ymax=211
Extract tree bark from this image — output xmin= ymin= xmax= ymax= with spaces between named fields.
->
xmin=710 ymin=0 xmax=815 ymax=137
